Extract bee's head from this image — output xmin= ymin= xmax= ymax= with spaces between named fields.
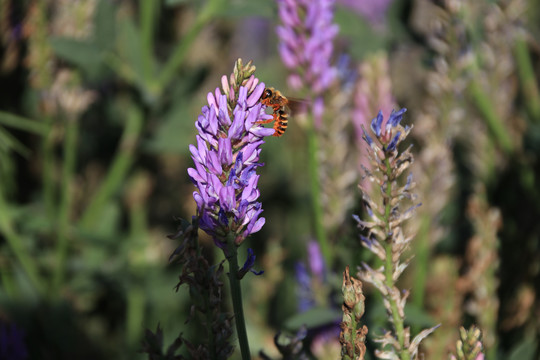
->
xmin=262 ymin=88 xmax=273 ymax=100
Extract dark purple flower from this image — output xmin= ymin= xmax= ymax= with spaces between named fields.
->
xmin=276 ymin=0 xmax=338 ymax=94
xmin=188 ymin=75 xmax=274 ymax=249
xmin=371 ymin=110 xmax=384 ymax=137
xmin=0 ymin=321 xmax=28 ymax=360
xmin=238 ymin=248 xmax=264 ymax=278
xmin=363 ymin=108 xmax=408 ymax=153
xmin=295 ymin=262 xmax=316 ymax=312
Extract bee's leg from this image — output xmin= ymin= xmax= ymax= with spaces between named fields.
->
xmin=255 ymin=113 xmax=278 ymax=125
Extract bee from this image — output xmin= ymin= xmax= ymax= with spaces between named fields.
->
xmin=258 ymin=87 xmax=303 ymax=137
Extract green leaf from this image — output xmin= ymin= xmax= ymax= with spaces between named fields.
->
xmin=0 ymin=128 xmax=31 ymax=157
xmin=404 ymin=303 xmax=437 ymax=328
xmin=284 ymin=306 xmax=342 ymax=330
xmin=0 ymin=111 xmax=48 ymax=134
xmin=116 ymin=16 xmax=146 ymax=90
xmin=219 ymin=0 xmax=275 ymax=18
xmin=94 ymin=0 xmax=116 ymax=50
xmin=165 ymin=0 xmax=193 ymax=6
xmin=334 ymin=6 xmax=387 ymax=59
xmin=144 ymin=101 xmax=194 ymax=154
xmin=507 ymin=336 xmax=536 ymax=360
xmin=49 ymin=37 xmax=104 ymax=79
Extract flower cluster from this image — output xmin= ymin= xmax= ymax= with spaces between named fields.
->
xmin=340 ymin=266 xmax=368 ymax=360
xmin=450 ymin=326 xmax=484 ymax=360
xmin=276 ymin=0 xmax=338 ymax=94
xmin=188 ymin=61 xmax=274 ymax=250
xmin=354 ymin=109 xmax=438 ymax=359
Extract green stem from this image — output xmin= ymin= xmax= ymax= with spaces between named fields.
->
xmin=514 ymin=35 xmax=540 ymax=123
xmin=307 ymin=124 xmax=331 ymax=266
xmin=42 ymin=115 xmax=56 ymax=217
xmin=126 ymin=286 xmax=145 ymax=347
xmin=0 ymin=192 xmax=46 ymax=297
xmin=53 ymin=117 xmax=79 ymax=294
xmin=468 ymin=79 xmax=513 ymax=154
xmin=79 ymin=105 xmax=143 ymax=229
xmin=140 ymin=0 xmax=157 ymax=84
xmin=226 ymin=234 xmax=251 ymax=360
xmin=383 ymin=157 xmax=408 ymax=360
xmin=0 ymin=111 xmax=48 ymax=134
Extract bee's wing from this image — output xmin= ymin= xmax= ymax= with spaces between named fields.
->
xmin=286 ymin=98 xmax=309 ymax=116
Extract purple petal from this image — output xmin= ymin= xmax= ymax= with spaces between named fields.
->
xmin=218 ymin=137 xmax=232 ymax=165
xmin=247 ymin=216 xmax=265 ymax=235
xmin=207 ymin=91 xmax=217 ymax=112
xmin=193 ymin=191 xmax=204 ymax=211
xmin=387 ymin=131 xmax=401 ymax=152
xmin=278 ymin=43 xmax=298 ymax=68
xmin=229 ymin=109 xmax=246 ymax=139
xmin=370 ymin=110 xmax=383 ymax=136
xmin=247 ymin=83 xmax=265 ymax=107
xmin=238 ymin=86 xmax=248 ymax=108
xmin=219 ymin=185 xmax=236 ymax=212
xmin=206 ymin=150 xmax=223 ymax=175
xmin=207 ymin=106 xmax=218 ymax=135
xmin=386 ymin=108 xmax=407 ymax=130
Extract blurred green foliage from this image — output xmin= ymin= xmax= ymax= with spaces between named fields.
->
xmin=0 ymin=0 xmax=539 ymax=359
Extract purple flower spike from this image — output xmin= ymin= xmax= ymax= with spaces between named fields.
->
xmin=188 ymin=67 xmax=273 ymax=249
xmin=276 ymin=0 xmax=338 ymax=95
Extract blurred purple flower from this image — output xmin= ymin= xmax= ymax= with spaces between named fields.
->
xmin=0 ymin=321 xmax=28 ymax=360
xmin=188 ymin=79 xmax=274 ymax=249
xmin=276 ymin=0 xmax=338 ymax=94
xmin=337 ymin=0 xmax=394 ymax=25
xmin=295 ymin=262 xmax=316 ymax=312
xmin=307 ymin=240 xmax=325 ymax=279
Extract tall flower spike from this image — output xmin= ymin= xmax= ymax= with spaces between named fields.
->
xmin=339 ymin=265 xmax=368 ymax=360
xmin=354 ymin=109 xmax=438 ymax=360
xmin=276 ymin=0 xmax=338 ymax=95
xmin=188 ymin=59 xmax=274 ymax=250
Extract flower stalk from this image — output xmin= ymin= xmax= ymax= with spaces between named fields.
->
xmin=187 ymin=59 xmax=273 ymax=358
xmin=226 ymin=233 xmax=250 ymax=360
xmin=354 ymin=109 xmax=438 ymax=359
xmin=339 ymin=265 xmax=368 ymax=360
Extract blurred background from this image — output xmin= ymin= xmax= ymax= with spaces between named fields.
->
xmin=0 ymin=0 xmax=540 ymax=359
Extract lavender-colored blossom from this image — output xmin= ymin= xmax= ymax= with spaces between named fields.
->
xmin=295 ymin=262 xmax=315 ymax=312
xmin=307 ymin=240 xmax=325 ymax=279
xmin=276 ymin=0 xmax=338 ymax=94
xmin=188 ymin=78 xmax=274 ymax=250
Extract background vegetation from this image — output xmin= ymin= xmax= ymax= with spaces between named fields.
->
xmin=0 ymin=0 xmax=539 ymax=359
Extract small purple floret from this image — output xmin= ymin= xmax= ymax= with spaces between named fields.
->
xmin=239 ymin=248 xmax=264 ymax=278
xmin=370 ymin=110 xmax=384 ymax=136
